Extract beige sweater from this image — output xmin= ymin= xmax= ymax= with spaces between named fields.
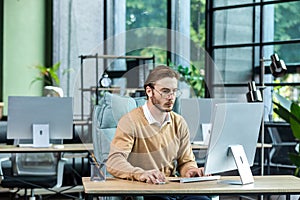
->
xmin=106 ymin=107 xmax=198 ymax=181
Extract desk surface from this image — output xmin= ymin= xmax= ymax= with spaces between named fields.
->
xmin=0 ymin=142 xmax=269 ymax=153
xmin=82 ymin=175 xmax=300 ymax=196
xmin=0 ymin=143 xmax=93 ymax=153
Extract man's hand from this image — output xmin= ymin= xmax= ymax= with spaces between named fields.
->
xmin=139 ymin=169 xmax=166 ymax=184
xmin=185 ymin=167 xmax=206 ymax=177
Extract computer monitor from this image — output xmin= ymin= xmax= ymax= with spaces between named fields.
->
xmin=180 ymin=98 xmax=236 ymax=144
xmin=204 ymin=102 xmax=264 ymax=185
xmin=7 ymin=96 xmax=73 ymax=147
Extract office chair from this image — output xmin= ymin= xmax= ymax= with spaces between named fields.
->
xmin=92 ymin=92 xmax=146 ymax=200
xmin=0 ymin=120 xmax=66 ymax=199
xmin=266 ymin=125 xmax=297 ymax=171
xmin=0 ymin=147 xmax=67 ymax=200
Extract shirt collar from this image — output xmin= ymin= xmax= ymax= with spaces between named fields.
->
xmin=142 ymin=103 xmax=171 ymax=127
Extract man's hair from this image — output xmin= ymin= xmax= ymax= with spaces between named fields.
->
xmin=143 ymin=65 xmax=180 ymax=90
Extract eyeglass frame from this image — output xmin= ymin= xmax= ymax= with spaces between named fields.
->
xmin=148 ymin=84 xmax=182 ymax=98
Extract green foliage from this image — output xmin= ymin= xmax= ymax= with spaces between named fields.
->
xmin=125 ymin=0 xmax=206 ymax=64
xmin=31 ymin=62 xmax=72 ymax=87
xmin=126 ymin=1 xmax=167 ymax=29
xmin=289 ymin=103 xmax=300 ymax=176
xmin=290 ymin=103 xmax=300 ymax=140
xmin=190 ymin=0 xmax=206 ymax=48
xmin=289 ymin=153 xmax=300 ymax=177
xmin=274 ymin=2 xmax=300 ymax=63
xmin=170 ymin=63 xmax=205 ymax=97
xmin=273 ymin=94 xmax=300 ymax=176
xmin=273 ymin=101 xmax=291 ymax=123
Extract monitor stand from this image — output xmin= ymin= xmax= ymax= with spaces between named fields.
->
xmin=17 ymin=124 xmax=52 ymax=148
xmin=228 ymin=145 xmax=254 ymax=185
xmin=32 ymin=124 xmax=51 ymax=147
xmin=18 ymin=124 xmax=51 ymax=147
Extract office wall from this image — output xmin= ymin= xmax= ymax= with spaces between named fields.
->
xmin=3 ymin=0 xmax=45 ymax=114
xmin=52 ymin=0 xmax=104 ymax=118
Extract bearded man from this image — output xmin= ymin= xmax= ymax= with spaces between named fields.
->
xmin=106 ymin=65 xmax=210 ymax=200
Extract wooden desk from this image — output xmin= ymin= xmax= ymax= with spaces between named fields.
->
xmin=82 ymin=175 xmax=300 ymax=198
xmin=0 ymin=143 xmax=93 ymax=153
xmin=0 ymin=143 xmax=94 ymax=192
xmin=0 ymin=142 xmax=269 ymax=154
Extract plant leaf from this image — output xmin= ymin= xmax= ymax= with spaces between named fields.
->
xmin=62 ymin=68 xmax=73 ymax=75
xmin=52 ymin=61 xmax=61 ymax=72
xmin=273 ymin=101 xmax=291 ymax=123
xmin=290 ymin=103 xmax=300 ymax=140
xmin=289 ymin=153 xmax=300 ymax=167
xmin=30 ymin=77 xmax=44 ymax=87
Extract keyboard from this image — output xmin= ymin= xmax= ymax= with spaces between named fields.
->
xmin=168 ymin=175 xmax=221 ymax=183
xmin=18 ymin=143 xmax=53 ymax=148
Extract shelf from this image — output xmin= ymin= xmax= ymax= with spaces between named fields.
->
xmin=80 ymin=87 xmax=144 ymax=92
xmin=78 ymin=54 xmax=155 ymax=138
xmin=79 ymin=54 xmax=154 ymax=60
xmin=73 ymin=120 xmax=92 ymax=126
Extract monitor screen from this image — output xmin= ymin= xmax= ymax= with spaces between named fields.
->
xmin=7 ymin=96 xmax=73 ymax=142
xmin=204 ymin=102 xmax=263 ymax=184
xmin=180 ymin=98 xmax=237 ymax=143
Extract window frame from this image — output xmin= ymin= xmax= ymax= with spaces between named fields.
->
xmin=205 ymin=0 xmax=300 ymax=93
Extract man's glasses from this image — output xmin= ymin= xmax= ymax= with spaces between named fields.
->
xmin=152 ymin=87 xmax=182 ymax=98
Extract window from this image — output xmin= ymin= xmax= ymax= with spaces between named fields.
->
xmin=206 ymin=0 xmax=300 ymax=117
xmin=125 ymin=0 xmax=168 ymax=64
xmin=190 ymin=0 xmax=206 ymax=69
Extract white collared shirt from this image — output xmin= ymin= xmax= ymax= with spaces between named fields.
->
xmin=142 ymin=103 xmax=171 ymax=128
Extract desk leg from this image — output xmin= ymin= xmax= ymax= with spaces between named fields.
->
xmin=84 ymin=193 xmax=93 ymax=200
xmin=267 ymin=147 xmax=270 ymax=175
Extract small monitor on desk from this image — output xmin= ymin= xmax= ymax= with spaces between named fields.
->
xmin=204 ymin=102 xmax=264 ymax=185
xmin=7 ymin=96 xmax=73 ymax=147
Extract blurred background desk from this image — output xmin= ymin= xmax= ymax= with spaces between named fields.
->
xmin=0 ymin=143 xmax=93 ymax=199
xmin=0 ymin=143 xmax=93 ymax=153
xmin=0 ymin=143 xmax=94 ymax=183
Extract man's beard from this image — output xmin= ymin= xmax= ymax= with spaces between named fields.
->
xmin=151 ymin=95 xmax=173 ymax=112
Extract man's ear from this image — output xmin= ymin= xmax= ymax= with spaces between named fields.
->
xmin=145 ymin=86 xmax=153 ymax=98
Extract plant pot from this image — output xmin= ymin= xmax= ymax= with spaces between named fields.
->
xmin=43 ymin=86 xmax=64 ymax=97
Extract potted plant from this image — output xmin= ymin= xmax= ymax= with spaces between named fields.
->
xmin=273 ymin=93 xmax=300 ymax=176
xmin=31 ymin=62 xmax=72 ymax=97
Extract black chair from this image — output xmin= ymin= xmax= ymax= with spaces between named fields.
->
xmin=0 ymin=149 xmax=67 ymax=200
xmin=265 ymin=122 xmax=298 ymax=173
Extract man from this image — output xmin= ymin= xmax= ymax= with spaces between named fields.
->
xmin=106 ymin=65 xmax=210 ymax=200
